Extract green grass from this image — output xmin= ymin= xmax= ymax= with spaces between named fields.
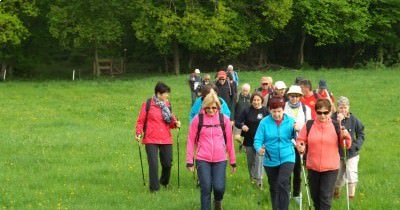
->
xmin=1 ymin=69 xmax=400 ymax=209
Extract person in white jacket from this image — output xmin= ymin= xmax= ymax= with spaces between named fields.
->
xmin=284 ymin=85 xmax=312 ymax=204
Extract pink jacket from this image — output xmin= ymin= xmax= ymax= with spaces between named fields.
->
xmin=186 ymin=111 xmax=236 ymax=166
xmin=296 ymin=118 xmax=351 ymax=172
xmin=136 ymin=99 xmax=178 ymax=144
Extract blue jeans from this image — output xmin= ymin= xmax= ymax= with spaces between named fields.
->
xmin=196 ymin=160 xmax=227 ymax=210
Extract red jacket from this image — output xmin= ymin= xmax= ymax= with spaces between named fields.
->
xmin=136 ymin=99 xmax=178 ymax=144
xmin=296 ymin=118 xmax=351 ymax=172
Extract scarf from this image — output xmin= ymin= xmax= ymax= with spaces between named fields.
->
xmin=288 ymin=102 xmax=301 ymax=109
xmin=153 ymin=96 xmax=173 ymax=124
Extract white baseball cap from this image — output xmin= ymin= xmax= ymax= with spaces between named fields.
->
xmin=194 ymin=69 xmax=200 ymax=74
xmin=275 ymin=81 xmax=287 ymax=89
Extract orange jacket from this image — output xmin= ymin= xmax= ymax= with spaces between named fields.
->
xmin=296 ymin=119 xmax=351 ymax=172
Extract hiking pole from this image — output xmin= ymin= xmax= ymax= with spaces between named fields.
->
xmin=137 ymin=139 xmax=146 ymax=186
xmin=343 ymin=140 xmax=350 ymax=210
xmin=258 ymin=145 xmax=265 ymax=210
xmin=295 ymin=141 xmax=312 ymax=210
xmin=291 ymin=139 xmax=303 ymax=210
xmin=177 ymin=127 xmax=181 ymax=188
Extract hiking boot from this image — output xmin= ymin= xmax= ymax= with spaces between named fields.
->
xmin=333 ymin=187 xmax=340 ymax=199
xmin=214 ymin=200 xmax=223 ymax=210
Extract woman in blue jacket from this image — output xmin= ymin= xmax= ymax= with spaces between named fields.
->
xmin=254 ymin=95 xmax=296 ymax=210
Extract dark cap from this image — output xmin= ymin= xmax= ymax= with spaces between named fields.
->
xmin=319 ymin=79 xmax=328 ymax=89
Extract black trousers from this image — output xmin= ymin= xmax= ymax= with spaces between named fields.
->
xmin=292 ymin=148 xmax=302 ymax=197
xmin=265 ymin=162 xmax=295 ymax=210
xmin=308 ymin=169 xmax=338 ymax=210
xmin=145 ymin=144 xmax=172 ymax=191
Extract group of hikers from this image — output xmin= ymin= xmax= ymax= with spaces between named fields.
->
xmin=135 ymin=65 xmax=365 ymax=210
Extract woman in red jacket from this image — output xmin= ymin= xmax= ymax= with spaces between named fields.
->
xmin=296 ymin=99 xmax=351 ymax=210
xmin=135 ymin=82 xmax=181 ymax=192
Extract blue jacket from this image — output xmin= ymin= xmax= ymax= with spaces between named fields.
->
xmin=189 ymin=96 xmax=231 ymax=122
xmin=254 ymin=114 xmax=296 ymax=167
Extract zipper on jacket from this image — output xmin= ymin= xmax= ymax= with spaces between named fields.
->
xmin=278 ymin=125 xmax=281 ymax=165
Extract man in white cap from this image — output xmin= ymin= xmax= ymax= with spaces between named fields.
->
xmin=284 ymin=85 xmax=312 ymax=205
xmin=188 ymin=69 xmax=202 ymax=105
xmin=266 ymin=81 xmax=288 ymax=110
xmin=226 ymin=65 xmax=239 ymax=87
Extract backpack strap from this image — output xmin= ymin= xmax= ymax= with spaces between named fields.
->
xmin=195 ymin=113 xmax=227 ymax=144
xmin=301 ymin=103 xmax=307 ymax=123
xmin=306 ymin=119 xmax=314 ymax=137
xmin=143 ymin=98 xmax=152 ymax=136
xmin=313 ymin=90 xmax=319 ymax=99
xmin=219 ymin=113 xmax=227 ymax=144
xmin=332 ymin=120 xmax=341 ymax=143
xmin=195 ymin=113 xmax=204 ymax=144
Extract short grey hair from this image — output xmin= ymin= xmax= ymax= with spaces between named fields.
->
xmin=242 ymin=83 xmax=251 ymax=91
xmin=337 ymin=96 xmax=350 ymax=107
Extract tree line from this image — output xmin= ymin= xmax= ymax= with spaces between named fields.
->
xmin=1 ymin=0 xmax=400 ymax=77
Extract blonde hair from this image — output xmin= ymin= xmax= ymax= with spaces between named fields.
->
xmin=202 ymin=91 xmax=221 ymax=108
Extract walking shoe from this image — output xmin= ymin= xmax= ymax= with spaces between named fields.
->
xmin=214 ymin=200 xmax=223 ymax=210
xmin=333 ymin=188 xmax=340 ymax=199
xmin=293 ymin=196 xmax=301 ymax=205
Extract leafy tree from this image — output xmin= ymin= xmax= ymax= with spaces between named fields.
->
xmin=0 ymin=0 xmax=38 ymax=74
xmin=48 ymin=0 xmax=135 ymax=75
xmin=366 ymin=0 xmax=400 ymax=64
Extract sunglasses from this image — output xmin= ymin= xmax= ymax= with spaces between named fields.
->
xmin=262 ymin=83 xmax=269 ymax=85
xmin=219 ymin=78 xmax=226 ymax=81
xmin=205 ymin=106 xmax=218 ymax=111
xmin=289 ymin=95 xmax=301 ymax=98
xmin=316 ymin=111 xmax=330 ymax=115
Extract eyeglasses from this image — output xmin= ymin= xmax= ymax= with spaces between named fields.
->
xmin=316 ymin=111 xmax=330 ymax=115
xmin=205 ymin=106 xmax=218 ymax=111
xmin=262 ymin=83 xmax=269 ymax=85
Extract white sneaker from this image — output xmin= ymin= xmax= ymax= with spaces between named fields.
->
xmin=293 ymin=196 xmax=301 ymax=205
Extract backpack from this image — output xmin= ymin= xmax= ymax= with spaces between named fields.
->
xmin=143 ymin=98 xmax=172 ymax=136
xmin=305 ymin=120 xmax=340 ymax=143
xmin=195 ymin=113 xmax=227 ymax=144
xmin=313 ymin=90 xmax=333 ymax=100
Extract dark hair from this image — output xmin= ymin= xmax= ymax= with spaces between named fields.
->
xmin=269 ymin=95 xmax=285 ymax=110
xmin=315 ymin=98 xmax=332 ymax=111
xmin=299 ymin=79 xmax=312 ymax=90
xmin=200 ymin=83 xmax=218 ymax=97
xmin=154 ymin=81 xmax=171 ymax=95
xmin=250 ymin=92 xmax=264 ymax=104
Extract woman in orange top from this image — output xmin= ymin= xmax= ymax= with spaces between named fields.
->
xmin=296 ymin=99 xmax=351 ymax=210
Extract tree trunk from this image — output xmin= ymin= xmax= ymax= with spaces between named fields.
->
xmin=298 ymin=30 xmax=306 ymax=67
xmin=94 ymin=46 xmax=99 ymax=76
xmin=1 ymin=63 xmax=6 ymax=81
xmin=164 ymin=56 xmax=169 ymax=73
xmin=188 ymin=53 xmax=193 ymax=72
xmin=173 ymin=40 xmax=180 ymax=75
xmin=377 ymin=44 xmax=384 ymax=64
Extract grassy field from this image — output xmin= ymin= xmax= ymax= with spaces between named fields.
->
xmin=1 ymin=69 xmax=400 ymax=209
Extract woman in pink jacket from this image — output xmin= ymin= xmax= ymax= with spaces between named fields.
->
xmin=296 ymin=99 xmax=351 ymax=210
xmin=186 ymin=91 xmax=236 ymax=210
xmin=135 ymin=82 xmax=181 ymax=192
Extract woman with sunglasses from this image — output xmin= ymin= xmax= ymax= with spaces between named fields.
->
xmin=186 ymin=91 xmax=236 ymax=210
xmin=296 ymin=98 xmax=352 ymax=210
xmin=254 ymin=95 xmax=296 ymax=210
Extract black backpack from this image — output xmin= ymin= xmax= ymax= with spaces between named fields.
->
xmin=195 ymin=113 xmax=227 ymax=144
